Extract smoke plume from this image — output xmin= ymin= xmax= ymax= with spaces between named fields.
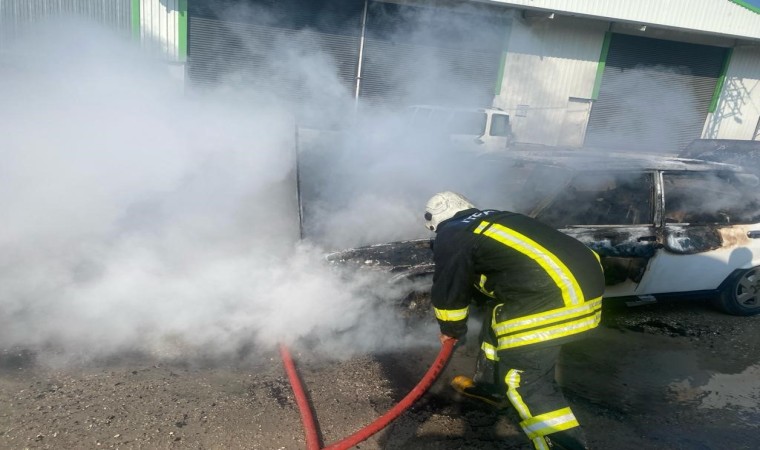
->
xmin=0 ymin=5 xmax=504 ymax=365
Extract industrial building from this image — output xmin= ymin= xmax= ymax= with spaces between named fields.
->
xmin=2 ymin=0 xmax=760 ymax=150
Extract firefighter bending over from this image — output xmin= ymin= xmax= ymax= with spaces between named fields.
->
xmin=424 ymin=191 xmax=605 ymax=450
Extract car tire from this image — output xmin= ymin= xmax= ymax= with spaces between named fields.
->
xmin=712 ymin=267 xmax=760 ymax=316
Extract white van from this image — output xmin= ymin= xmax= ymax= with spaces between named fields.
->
xmin=405 ymin=105 xmax=514 ymax=151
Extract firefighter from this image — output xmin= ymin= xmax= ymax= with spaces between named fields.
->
xmin=424 ymin=191 xmax=605 ymax=450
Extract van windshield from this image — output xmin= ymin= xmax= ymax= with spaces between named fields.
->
xmin=491 ymin=113 xmax=511 ymax=137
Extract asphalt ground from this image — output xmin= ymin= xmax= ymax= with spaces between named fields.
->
xmin=1 ymin=297 xmax=758 ymax=450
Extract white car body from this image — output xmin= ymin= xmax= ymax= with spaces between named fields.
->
xmin=326 ymin=149 xmax=760 ymax=315
xmin=640 ymin=226 xmax=759 ymax=293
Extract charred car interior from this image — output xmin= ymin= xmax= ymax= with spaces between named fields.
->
xmin=326 ymin=148 xmax=760 ymax=316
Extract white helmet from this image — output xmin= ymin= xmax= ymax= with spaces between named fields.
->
xmin=424 ymin=191 xmax=476 ymax=232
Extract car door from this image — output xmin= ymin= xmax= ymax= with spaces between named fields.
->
xmin=638 ymin=170 xmax=760 ymax=294
xmin=532 ymin=170 xmax=660 ymax=296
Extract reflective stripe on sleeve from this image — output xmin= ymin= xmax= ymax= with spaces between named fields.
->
xmin=481 ymin=342 xmax=499 ymax=361
xmin=434 ymin=306 xmax=469 ymax=322
xmin=520 ymin=407 xmax=580 ymax=439
xmin=475 ymin=274 xmax=496 ymax=298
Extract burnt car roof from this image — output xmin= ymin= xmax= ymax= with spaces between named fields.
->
xmin=482 ymin=146 xmax=746 ymax=173
xmin=680 ymin=139 xmax=760 ymax=157
xmin=677 ymin=139 xmax=760 ymax=172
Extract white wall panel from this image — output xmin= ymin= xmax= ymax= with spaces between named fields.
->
xmin=705 ymin=46 xmax=760 ymax=139
xmin=494 ymin=15 xmax=607 ymax=145
xmin=140 ymin=0 xmax=180 ymax=60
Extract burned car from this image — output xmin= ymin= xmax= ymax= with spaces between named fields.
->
xmin=679 ymin=139 xmax=760 ymax=178
xmin=327 ymin=149 xmax=760 ymax=316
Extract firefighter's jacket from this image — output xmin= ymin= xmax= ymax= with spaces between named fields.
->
xmin=431 ymin=208 xmax=605 ymax=351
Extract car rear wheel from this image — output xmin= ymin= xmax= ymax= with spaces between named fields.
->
xmin=712 ymin=267 xmax=760 ymax=316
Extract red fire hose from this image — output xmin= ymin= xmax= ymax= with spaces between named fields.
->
xmin=278 ymin=343 xmax=322 ymax=450
xmin=279 ymin=339 xmax=456 ymax=450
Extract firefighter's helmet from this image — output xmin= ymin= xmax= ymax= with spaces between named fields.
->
xmin=424 ymin=191 xmax=476 ymax=232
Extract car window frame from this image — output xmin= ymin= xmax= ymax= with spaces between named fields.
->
xmin=534 ymin=169 xmax=658 ymax=228
xmin=661 ymin=169 xmax=760 ymax=226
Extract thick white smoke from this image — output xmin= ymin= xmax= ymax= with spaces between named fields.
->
xmin=0 ymin=1 xmax=511 ymax=365
xmin=0 ymin=17 xmax=439 ymax=365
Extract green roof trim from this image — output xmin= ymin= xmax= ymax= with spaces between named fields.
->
xmin=178 ymin=0 xmax=188 ymax=61
xmin=131 ymin=0 xmax=140 ymax=41
xmin=493 ymin=24 xmax=512 ymax=96
xmin=494 ymin=49 xmax=507 ymax=95
xmin=708 ymin=48 xmax=733 ymax=113
xmin=591 ymin=32 xmax=612 ymax=100
xmin=729 ymin=0 xmax=760 ymax=14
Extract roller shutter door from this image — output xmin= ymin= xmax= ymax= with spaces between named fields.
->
xmin=586 ymin=33 xmax=728 ymax=152
xmin=360 ymin=1 xmax=509 ymax=109
xmin=187 ymin=1 xmax=509 ymax=113
xmin=187 ymin=0 xmax=363 ymax=100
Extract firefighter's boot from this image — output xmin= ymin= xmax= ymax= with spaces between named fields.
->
xmin=545 ymin=430 xmax=590 ymax=450
xmin=450 ymin=375 xmax=509 ymax=409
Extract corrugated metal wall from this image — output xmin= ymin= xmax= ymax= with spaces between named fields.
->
xmin=3 ymin=0 xmax=756 ymax=144
xmin=0 ymin=0 xmax=130 ymax=50
xmin=0 ymin=0 xmax=188 ymax=62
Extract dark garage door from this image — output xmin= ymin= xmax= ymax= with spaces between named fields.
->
xmin=187 ymin=0 xmax=363 ymax=99
xmin=586 ymin=33 xmax=729 ymax=152
xmin=186 ymin=0 xmax=509 ymax=114
xmin=359 ymin=1 xmax=509 ymax=109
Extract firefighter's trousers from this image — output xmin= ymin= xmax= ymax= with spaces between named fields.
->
xmin=474 ymin=310 xmax=590 ymax=450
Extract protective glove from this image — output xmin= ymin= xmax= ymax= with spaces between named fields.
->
xmin=439 ymin=333 xmax=457 ymax=345
xmin=439 ymin=333 xmax=466 ymax=348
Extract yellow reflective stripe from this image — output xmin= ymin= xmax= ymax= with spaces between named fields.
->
xmin=434 ymin=306 xmax=469 ymax=322
xmin=475 ymin=221 xmax=583 ymax=306
xmin=531 ymin=437 xmax=551 ymax=450
xmin=474 ymin=221 xmax=490 ymax=233
xmin=481 ymin=342 xmax=499 ymax=361
xmin=504 ymin=369 xmax=533 ymax=420
xmin=493 ymin=297 xmax=602 ymax=336
xmin=505 ymin=370 xmax=553 ymax=450
xmin=496 ymin=312 xmax=601 ymax=350
xmin=475 ymin=274 xmax=496 ymax=298
xmin=521 ymin=407 xmax=580 ymax=439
